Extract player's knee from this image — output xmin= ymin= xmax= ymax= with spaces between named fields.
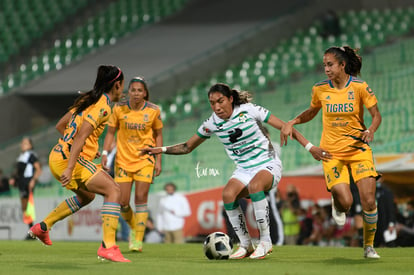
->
xmin=337 ymin=197 xmax=353 ymax=212
xmin=134 ymin=194 xmax=148 ymax=204
xmin=81 ymin=193 xmax=95 ymax=205
xmin=121 ymin=204 xmax=131 ymax=212
xmin=222 ymin=189 xmax=235 ymax=203
xmin=363 ymin=197 xmax=377 ymax=211
xmin=108 ymin=182 xmax=121 ymax=201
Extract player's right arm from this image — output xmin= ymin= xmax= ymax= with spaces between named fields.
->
xmin=101 ymin=125 xmax=116 ymax=171
xmin=141 ymin=134 xmax=206 ymax=155
xmin=56 ymin=111 xmax=72 ymax=135
xmin=280 ymin=105 xmax=321 ymax=146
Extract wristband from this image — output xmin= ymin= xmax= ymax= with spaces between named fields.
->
xmin=161 ymin=146 xmax=167 ymax=153
xmin=102 ymin=150 xmax=108 ymax=156
xmin=305 ymin=142 xmax=314 ymax=152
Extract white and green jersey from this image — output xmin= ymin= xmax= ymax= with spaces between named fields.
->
xmin=197 ymin=103 xmax=279 ymax=169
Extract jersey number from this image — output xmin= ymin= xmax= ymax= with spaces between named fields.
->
xmin=62 ymin=116 xmax=78 ymax=142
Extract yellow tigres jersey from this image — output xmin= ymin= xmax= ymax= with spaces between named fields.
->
xmin=108 ymin=100 xmax=163 ymax=171
xmin=311 ymin=76 xmax=378 ymax=157
xmin=56 ymin=93 xmax=112 ymax=160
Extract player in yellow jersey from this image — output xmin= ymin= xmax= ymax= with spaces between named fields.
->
xmin=281 ymin=46 xmax=382 ymax=259
xmin=29 ymin=65 xmax=130 ymax=262
xmin=102 ymin=76 xmax=163 ymax=252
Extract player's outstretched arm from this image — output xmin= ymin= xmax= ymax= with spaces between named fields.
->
xmin=141 ymin=134 xmax=206 ymax=155
xmin=280 ymin=106 xmax=321 ymax=146
xmin=291 ymin=127 xmax=331 ymax=161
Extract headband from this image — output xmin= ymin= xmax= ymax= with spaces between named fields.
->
xmin=130 ymin=77 xmax=146 ymax=84
xmin=109 ymin=67 xmax=122 ymax=83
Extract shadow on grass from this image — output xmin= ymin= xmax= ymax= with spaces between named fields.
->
xmin=24 ymin=262 xmax=93 ymax=271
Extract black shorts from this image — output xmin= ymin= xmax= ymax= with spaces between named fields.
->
xmin=17 ymin=178 xmax=32 ymax=199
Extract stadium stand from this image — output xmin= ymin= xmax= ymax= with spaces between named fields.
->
xmin=0 ymin=0 xmax=191 ymax=95
xmin=0 ymin=0 xmax=89 ymax=64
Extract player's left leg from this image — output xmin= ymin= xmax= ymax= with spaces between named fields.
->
xmin=248 ymin=169 xmax=273 ymax=259
xmin=352 ymin=152 xmax=380 ymax=259
xmin=356 ymin=176 xmax=380 ymax=259
xmin=133 ymin=180 xmax=151 ymax=252
xmin=88 ymin=171 xmax=130 ymax=262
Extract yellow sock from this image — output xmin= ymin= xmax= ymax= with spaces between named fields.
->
xmin=44 ymin=196 xmax=82 ymax=230
xmin=135 ymin=203 xmax=148 ymax=242
xmin=121 ymin=205 xmax=136 ymax=231
xmin=101 ymin=202 xmax=120 ymax=248
xmin=362 ymin=208 xmax=378 ymax=247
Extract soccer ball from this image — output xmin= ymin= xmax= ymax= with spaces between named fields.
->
xmin=203 ymin=232 xmax=233 ymax=260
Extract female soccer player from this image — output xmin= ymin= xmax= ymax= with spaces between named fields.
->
xmin=280 ymin=46 xmax=382 ymax=258
xmin=141 ymin=83 xmax=320 ymax=259
xmin=101 ymin=76 xmax=163 ymax=252
xmin=29 ymin=65 xmax=130 ymax=262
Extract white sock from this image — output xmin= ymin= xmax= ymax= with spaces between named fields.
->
xmin=226 ymin=206 xmax=251 ymax=248
xmin=252 ymin=198 xmax=271 ymax=243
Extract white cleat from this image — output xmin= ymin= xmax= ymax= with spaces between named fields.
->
xmin=230 ymin=243 xmax=255 ymax=259
xmin=331 ymin=197 xmax=346 ymax=226
xmin=364 ymin=246 xmax=380 ymax=259
xmin=249 ymin=241 xmax=272 ymax=259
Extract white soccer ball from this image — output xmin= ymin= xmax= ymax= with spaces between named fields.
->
xmin=203 ymin=232 xmax=233 ymax=260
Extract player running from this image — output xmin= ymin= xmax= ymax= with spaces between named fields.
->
xmin=280 ymin=46 xmax=382 ymax=259
xmin=29 ymin=65 xmax=130 ymax=262
xmin=140 ymin=83 xmax=322 ymax=259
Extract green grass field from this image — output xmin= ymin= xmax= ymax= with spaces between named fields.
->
xmin=1 ymin=241 xmax=413 ymax=275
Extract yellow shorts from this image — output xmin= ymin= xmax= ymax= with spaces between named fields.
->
xmin=49 ymin=149 xmax=101 ymax=190
xmin=322 ymin=149 xmax=378 ymax=191
xmin=114 ymin=162 xmax=154 ymax=183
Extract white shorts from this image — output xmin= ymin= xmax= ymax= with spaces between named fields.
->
xmin=230 ymin=158 xmax=282 ymax=191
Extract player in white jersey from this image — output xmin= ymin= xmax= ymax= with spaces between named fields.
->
xmin=141 ymin=83 xmax=323 ymax=259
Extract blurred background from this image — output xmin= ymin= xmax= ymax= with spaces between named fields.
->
xmin=1 ymin=0 xmax=414 ymax=246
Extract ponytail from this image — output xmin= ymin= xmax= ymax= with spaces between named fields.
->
xmin=70 ymin=65 xmax=123 ymax=115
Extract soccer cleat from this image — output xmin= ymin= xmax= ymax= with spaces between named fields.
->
xmin=28 ymin=223 xmax=52 ymax=246
xmin=129 ymin=239 xmax=143 ymax=252
xmin=229 ymin=243 xmax=255 ymax=259
xmin=331 ymin=197 xmax=346 ymax=226
xmin=128 ymin=230 xmax=143 ymax=252
xmin=249 ymin=241 xmax=273 ymax=259
xmin=97 ymin=244 xmax=131 ymax=262
xmin=364 ymin=246 xmax=380 ymax=259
